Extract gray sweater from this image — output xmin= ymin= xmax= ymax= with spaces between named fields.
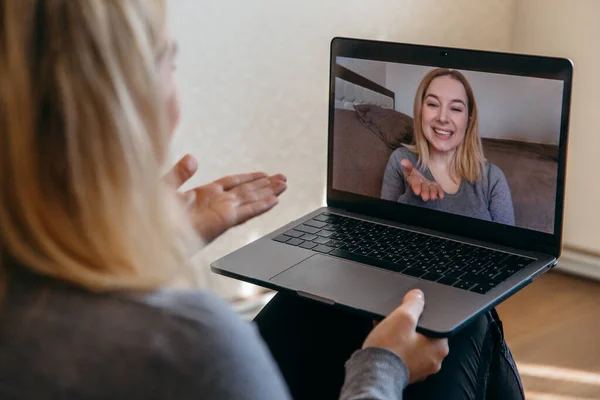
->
xmin=381 ymin=147 xmax=515 ymax=225
xmin=0 ymin=274 xmax=408 ymax=399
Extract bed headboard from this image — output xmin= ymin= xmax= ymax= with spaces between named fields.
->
xmin=334 ymin=64 xmax=395 ymax=110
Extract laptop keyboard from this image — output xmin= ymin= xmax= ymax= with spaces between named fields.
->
xmin=272 ymin=213 xmax=534 ymax=294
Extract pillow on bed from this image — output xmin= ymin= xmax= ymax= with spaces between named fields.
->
xmin=354 ymin=104 xmax=414 ymax=149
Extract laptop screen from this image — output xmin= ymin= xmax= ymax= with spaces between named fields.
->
xmin=331 ymin=56 xmax=564 ymax=235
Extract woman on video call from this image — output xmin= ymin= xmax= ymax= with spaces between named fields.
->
xmin=381 ymin=68 xmax=515 ymax=226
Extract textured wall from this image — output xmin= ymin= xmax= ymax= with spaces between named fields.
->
xmin=167 ymin=0 xmax=518 ymax=298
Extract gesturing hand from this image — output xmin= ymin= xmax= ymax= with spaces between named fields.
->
xmin=166 ymin=154 xmax=287 ymax=244
xmin=401 ymin=159 xmax=445 ymax=202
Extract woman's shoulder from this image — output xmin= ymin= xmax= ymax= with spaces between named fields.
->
xmin=483 ymin=162 xmax=508 ymax=183
xmin=138 ymin=288 xmax=237 ymax=324
xmin=133 ymin=288 xmax=263 ymax=352
xmin=390 ymin=145 xmax=418 ymax=163
xmin=0 ymin=280 xmax=288 ymax=399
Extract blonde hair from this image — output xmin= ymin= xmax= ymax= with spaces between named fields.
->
xmin=0 ymin=0 xmax=195 ymax=292
xmin=406 ymin=68 xmax=486 ymax=184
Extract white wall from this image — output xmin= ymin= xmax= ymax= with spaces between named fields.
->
xmin=167 ymin=0 xmax=519 ymax=297
xmin=513 ymin=0 xmax=600 ymax=253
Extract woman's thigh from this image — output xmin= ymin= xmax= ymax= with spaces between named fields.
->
xmin=254 ymin=292 xmax=524 ymax=400
xmin=254 ymin=292 xmax=372 ymax=399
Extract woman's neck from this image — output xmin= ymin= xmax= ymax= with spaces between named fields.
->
xmin=427 ymin=147 xmax=455 ymax=170
xmin=427 ymin=147 xmax=459 ymax=184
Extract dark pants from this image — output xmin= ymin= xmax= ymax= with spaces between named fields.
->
xmin=254 ymin=293 xmax=525 ymax=400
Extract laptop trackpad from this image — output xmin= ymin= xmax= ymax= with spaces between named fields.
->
xmin=270 ymin=254 xmax=411 ymax=311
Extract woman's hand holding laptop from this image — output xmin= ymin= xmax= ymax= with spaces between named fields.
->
xmin=363 ymin=289 xmax=449 ymax=383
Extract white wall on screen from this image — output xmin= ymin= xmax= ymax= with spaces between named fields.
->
xmin=336 ymin=57 xmax=387 ymax=87
xmin=341 ymin=58 xmax=563 ymax=145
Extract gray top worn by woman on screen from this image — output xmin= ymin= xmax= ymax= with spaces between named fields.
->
xmin=381 ymin=147 xmax=515 ymax=225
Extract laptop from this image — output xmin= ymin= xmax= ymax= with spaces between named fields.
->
xmin=211 ymin=37 xmax=573 ymax=337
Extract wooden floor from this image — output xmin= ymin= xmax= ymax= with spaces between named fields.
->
xmin=497 ymin=271 xmax=600 ymax=400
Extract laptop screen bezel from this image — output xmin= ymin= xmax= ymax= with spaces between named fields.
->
xmin=327 ymin=37 xmax=573 ymax=258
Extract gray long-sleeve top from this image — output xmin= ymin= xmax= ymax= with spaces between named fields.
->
xmin=0 ymin=273 xmax=408 ymax=399
xmin=381 ymin=147 xmax=515 ymax=225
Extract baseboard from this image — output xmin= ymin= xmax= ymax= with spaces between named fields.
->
xmin=555 ymin=247 xmax=600 ymax=282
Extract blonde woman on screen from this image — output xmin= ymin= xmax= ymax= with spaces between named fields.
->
xmin=381 ymin=68 xmax=515 ymax=225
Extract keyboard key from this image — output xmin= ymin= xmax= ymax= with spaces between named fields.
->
xmin=421 ymin=249 xmax=440 ymax=257
xmin=452 ymin=254 xmax=471 ymax=264
xmin=469 ymin=259 xmax=491 ymax=269
xmin=287 ymin=238 xmax=304 ymax=246
xmin=480 ymin=270 xmax=501 ymax=281
xmin=325 ymin=240 xmax=345 ymax=248
xmin=330 ymin=233 xmax=345 ymax=240
xmin=493 ymin=270 xmax=515 ymax=283
xmin=284 ymin=229 xmax=304 ymax=238
xmin=296 ymin=225 xmax=320 ymax=234
xmin=461 ymin=273 xmax=487 ymax=284
xmin=504 ymin=255 xmax=532 ymax=270
xmin=498 ymin=256 xmax=531 ymax=274
xmin=430 ymin=257 xmax=449 ymax=267
xmin=328 ymin=249 xmax=406 ymax=273
xmin=313 ymin=245 xmax=334 ymax=254
xmin=438 ymin=253 xmax=454 ymax=262
xmin=470 ymin=284 xmax=490 ymax=294
xmin=486 ymin=263 xmax=504 ymax=273
xmin=429 ymin=266 xmax=449 ymax=275
xmin=313 ymin=214 xmax=330 ymax=222
xmin=422 ymin=272 xmax=443 ymax=282
xmin=316 ymin=230 xmax=335 ymax=238
xmin=402 ymin=268 xmax=427 ymax=278
xmin=437 ymin=276 xmax=459 ymax=287
xmin=382 ymin=254 xmax=399 ymax=262
xmin=485 ymin=251 xmax=510 ymax=263
xmin=466 ymin=266 xmax=484 ymax=275
xmin=394 ymin=259 xmax=416 ymax=270
xmin=354 ymin=247 xmax=373 ymax=256
xmin=340 ymin=244 xmax=358 ymax=252
xmin=369 ymin=250 xmax=387 ymax=259
xmin=305 ymin=220 xmax=327 ymax=229
xmin=299 ymin=242 xmax=317 ymax=250
xmin=346 ymin=237 xmax=363 ymax=246
xmin=359 ymin=240 xmax=377 ymax=248
xmin=453 ymin=280 xmax=476 ymax=291
xmin=454 ymin=245 xmax=474 ymax=255
xmin=386 ymin=250 xmax=403 ymax=259
xmin=313 ymin=237 xmax=330 ymax=245
xmin=372 ymin=243 xmax=390 ymax=252
xmin=411 ymin=262 xmax=431 ymax=271
xmin=445 ymin=260 xmax=467 ymax=271
xmin=484 ymin=281 xmax=500 ymax=290
xmin=273 ymin=235 xmax=291 ymax=243
xmin=300 ymin=234 xmax=317 ymax=241
xmin=446 ymin=269 xmax=466 ymax=279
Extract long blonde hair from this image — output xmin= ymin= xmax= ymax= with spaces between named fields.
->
xmin=0 ymin=0 xmax=194 ymax=292
xmin=406 ymin=68 xmax=485 ymax=184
